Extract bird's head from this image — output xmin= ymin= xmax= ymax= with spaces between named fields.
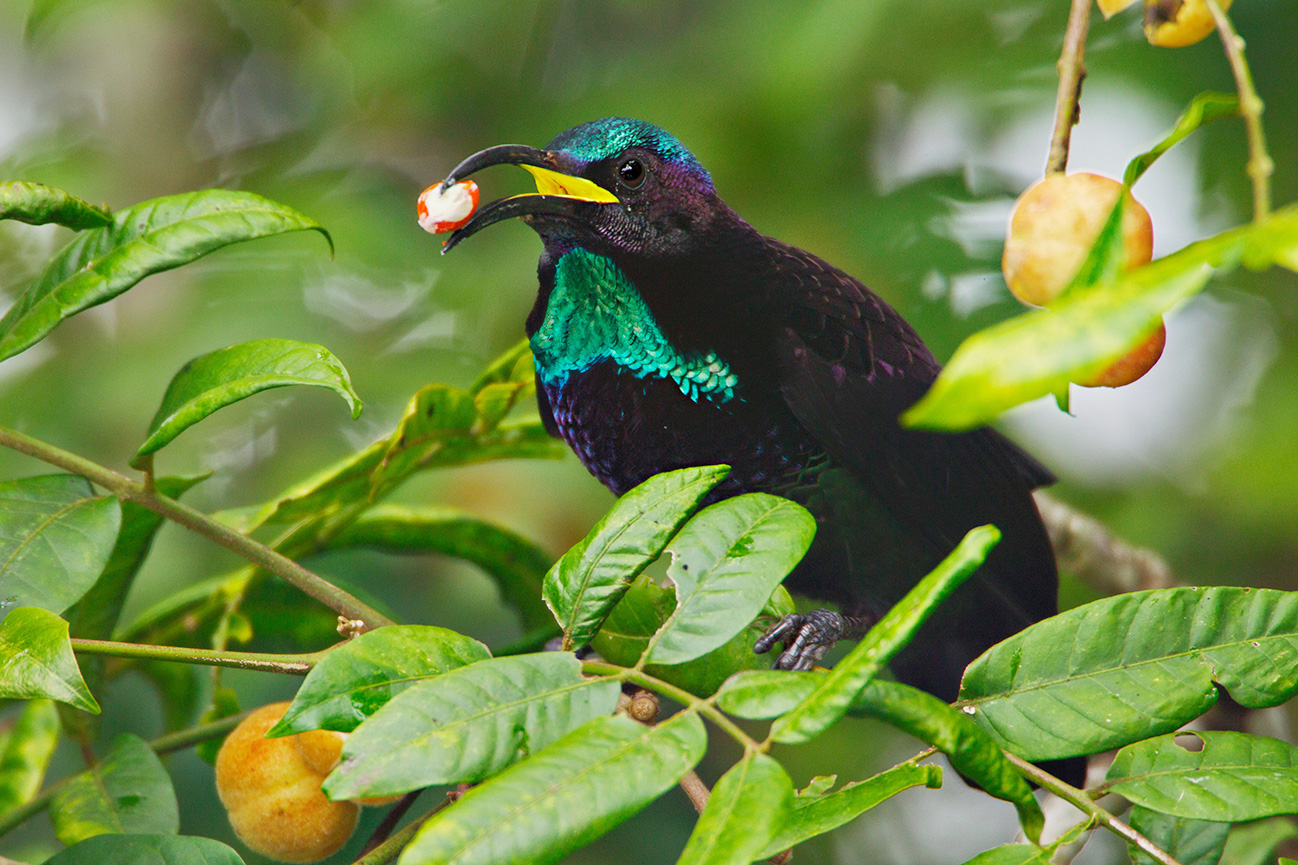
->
xmin=438 ymin=118 xmax=722 ymax=259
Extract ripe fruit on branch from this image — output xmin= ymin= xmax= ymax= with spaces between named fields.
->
xmin=1003 ymin=173 xmax=1163 ymax=387
xmin=1003 ymin=173 xmax=1153 ymax=307
xmin=1143 ymin=0 xmax=1231 ymax=48
xmin=1082 ymin=321 xmax=1167 ymax=387
xmin=215 ymin=702 xmax=358 ymax=864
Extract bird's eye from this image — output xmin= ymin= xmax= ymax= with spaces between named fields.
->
xmin=617 ymin=158 xmax=646 ymax=189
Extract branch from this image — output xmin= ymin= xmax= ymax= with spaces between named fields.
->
xmin=1034 ymin=492 xmax=1176 ymax=594
xmin=1046 ymin=0 xmax=1093 ymax=175
xmin=1006 ymin=753 xmax=1184 ymax=865
xmin=71 ymin=638 xmax=326 ymax=675
xmin=0 ymin=424 xmax=395 ymax=631
xmin=1206 ymin=0 xmax=1272 ymax=221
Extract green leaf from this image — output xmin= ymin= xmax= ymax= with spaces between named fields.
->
xmin=0 ymin=699 xmax=60 ymax=815
xmin=1221 ymin=818 xmax=1298 ymax=865
xmin=271 ymin=624 xmax=491 ymax=735
xmin=327 ymin=505 xmax=553 ymax=631
xmin=0 ymin=181 xmax=112 ymax=230
xmin=1128 ymin=806 xmax=1229 ymax=865
xmin=904 ymin=205 xmax=1298 ymax=431
xmin=1106 ymin=731 xmax=1298 ymax=822
xmin=325 ymin=652 xmax=621 ymax=798
xmin=50 ymin=733 xmax=179 ymax=844
xmin=0 ymin=189 xmax=331 ymax=362
xmin=756 ymin=762 xmax=941 ymax=859
xmin=852 ymin=679 xmax=1043 ymax=843
xmin=1124 ymin=93 xmax=1241 ymax=187
xmin=959 ymin=587 xmax=1298 ymax=761
xmin=677 ymin=753 xmax=794 ymax=865
xmin=543 ymin=465 xmax=730 ymax=651
xmin=132 ymin=339 xmax=361 ymax=466
xmin=397 ymin=711 xmax=706 ymax=865
xmin=592 ymin=573 xmax=795 ymax=697
xmin=467 ymin=338 xmax=534 ymax=394
xmin=0 ymin=474 xmax=122 ymax=616
xmin=645 ymin=493 xmax=815 ymax=666
xmin=959 ymin=844 xmax=1054 ymax=865
xmin=0 ymin=607 xmax=98 ymax=712
xmin=772 ymin=525 xmax=1000 ymax=744
xmin=42 ymin=834 xmax=245 ymax=865
xmin=716 ymin=669 xmax=817 ymax=720
xmin=1059 ymin=193 xmax=1130 ymax=300
xmin=65 ymin=475 xmax=205 ymax=694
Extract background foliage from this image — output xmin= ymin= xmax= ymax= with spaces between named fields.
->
xmin=1 ymin=1 xmax=1297 ymax=864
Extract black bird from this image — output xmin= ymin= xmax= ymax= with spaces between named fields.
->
xmin=438 ymin=118 xmax=1058 ymax=704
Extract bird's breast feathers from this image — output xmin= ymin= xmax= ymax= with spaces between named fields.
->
xmin=530 ymin=248 xmax=739 ymax=404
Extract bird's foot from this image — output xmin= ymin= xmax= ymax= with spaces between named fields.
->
xmin=753 ymin=609 xmax=872 ymax=671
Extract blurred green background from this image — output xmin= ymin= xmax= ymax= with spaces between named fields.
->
xmin=1 ymin=1 xmax=1295 ymax=863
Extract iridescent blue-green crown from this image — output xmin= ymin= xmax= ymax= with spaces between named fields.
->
xmin=548 ymin=118 xmax=712 ymax=189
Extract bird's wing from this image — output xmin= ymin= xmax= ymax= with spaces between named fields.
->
xmin=764 ymin=239 xmax=1057 ymax=624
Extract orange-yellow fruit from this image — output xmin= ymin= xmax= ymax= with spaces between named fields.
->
xmin=1097 ymin=0 xmax=1139 ymax=18
xmin=215 ymin=702 xmax=359 ymax=864
xmin=1081 ymin=321 xmax=1167 ymax=387
xmin=1144 ymin=0 xmax=1231 ymax=47
xmin=1003 ymin=173 xmax=1153 ymax=307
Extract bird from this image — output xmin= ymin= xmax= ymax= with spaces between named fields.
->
xmin=436 ymin=117 xmax=1059 ymax=706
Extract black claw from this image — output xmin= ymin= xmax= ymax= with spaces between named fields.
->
xmin=755 ymin=609 xmax=868 ymax=672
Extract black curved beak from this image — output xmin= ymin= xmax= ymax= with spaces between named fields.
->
xmin=437 ymin=144 xmax=619 ymax=253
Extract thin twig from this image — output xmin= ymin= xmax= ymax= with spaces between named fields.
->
xmin=1046 ymin=0 xmax=1093 ymax=175
xmin=1205 ymin=0 xmax=1272 ymax=221
xmin=678 ymin=770 xmax=710 ymax=814
xmin=1034 ymin=492 xmax=1175 ymax=594
xmin=350 ymin=799 xmax=450 ymax=865
xmin=0 ymin=425 xmax=395 ymax=631
xmin=359 ymin=790 xmax=423 ymax=857
xmin=71 ymin=637 xmax=326 ymax=675
xmin=1006 ymin=753 xmax=1184 ymax=865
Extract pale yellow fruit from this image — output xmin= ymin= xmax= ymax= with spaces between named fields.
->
xmin=1097 ymin=0 xmax=1139 ymax=19
xmin=1003 ymin=173 xmax=1153 ymax=307
xmin=215 ymin=702 xmax=359 ymax=864
xmin=1144 ymin=0 xmax=1231 ymax=48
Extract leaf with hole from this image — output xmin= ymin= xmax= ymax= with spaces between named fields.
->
xmin=959 ymin=587 xmax=1298 ymax=760
xmin=0 ymin=189 xmax=331 ymax=361
xmin=325 ymin=652 xmax=620 ymax=799
xmin=1106 ymin=731 xmax=1298 ymax=822
xmin=397 ymin=711 xmax=705 ymax=865
xmin=0 ymin=474 xmax=121 ymax=617
xmin=544 ymin=464 xmax=730 ymax=651
xmin=271 ymin=624 xmax=491 ymax=736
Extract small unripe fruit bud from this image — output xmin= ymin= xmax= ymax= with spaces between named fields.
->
xmin=1003 ymin=173 xmax=1153 ymax=308
xmin=1144 ymin=0 xmax=1231 ymax=48
xmin=1080 ymin=321 xmax=1167 ymax=387
xmin=215 ymin=703 xmax=358 ymax=863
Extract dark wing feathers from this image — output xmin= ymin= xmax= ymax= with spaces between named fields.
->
xmin=764 ymin=237 xmax=1058 ymax=629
